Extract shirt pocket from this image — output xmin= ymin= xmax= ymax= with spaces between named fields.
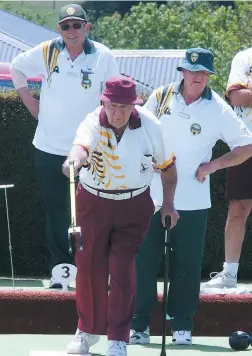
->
xmin=140 ymin=155 xmax=154 ymax=186
xmin=140 ymin=155 xmax=153 ymax=173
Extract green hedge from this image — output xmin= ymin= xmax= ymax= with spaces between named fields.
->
xmin=0 ymin=92 xmax=50 ymax=277
xmin=1 ymin=93 xmax=252 ymax=278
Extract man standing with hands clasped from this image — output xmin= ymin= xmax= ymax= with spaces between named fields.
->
xmin=10 ymin=3 xmax=119 ymax=288
xmin=130 ymin=48 xmax=252 ymax=346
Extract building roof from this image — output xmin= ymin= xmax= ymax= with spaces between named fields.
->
xmin=113 ymin=49 xmax=185 ymax=92
xmin=0 ymin=30 xmax=31 ymax=63
xmin=0 ymin=9 xmax=58 ymax=47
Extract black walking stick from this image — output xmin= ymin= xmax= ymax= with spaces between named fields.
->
xmin=160 ymin=215 xmax=171 ymax=356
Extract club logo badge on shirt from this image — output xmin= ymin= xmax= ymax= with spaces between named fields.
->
xmin=81 ymin=69 xmax=93 ymax=89
xmin=190 ymin=123 xmax=201 ymax=135
xmin=191 ymin=52 xmax=199 ymax=63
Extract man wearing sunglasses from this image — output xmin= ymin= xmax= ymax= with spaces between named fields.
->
xmin=10 ymin=3 xmax=119 ymax=289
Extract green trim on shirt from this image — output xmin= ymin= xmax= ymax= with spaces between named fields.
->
xmin=53 ymin=36 xmax=96 ymax=54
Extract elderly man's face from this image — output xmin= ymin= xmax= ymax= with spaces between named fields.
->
xmin=103 ymin=102 xmax=134 ymax=129
xmin=183 ymin=69 xmax=210 ymax=94
xmin=58 ymin=19 xmax=88 ymax=48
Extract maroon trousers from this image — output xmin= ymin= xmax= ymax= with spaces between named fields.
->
xmin=75 ymin=183 xmax=154 ymax=342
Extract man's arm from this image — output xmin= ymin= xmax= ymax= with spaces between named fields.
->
xmin=196 ymin=144 xmax=252 ymax=182
xmin=161 ymin=164 xmax=177 ymax=207
xmin=11 ymin=66 xmax=40 ymax=120
xmin=153 ymin=118 xmax=179 ymax=228
xmin=17 ymin=87 xmax=40 ymax=120
xmin=62 ymin=145 xmax=88 ymax=178
xmin=211 ymin=144 xmax=252 ymax=170
xmin=160 ymin=165 xmax=179 ymax=228
xmin=229 ymin=81 xmax=252 ymax=108
xmin=11 ymin=42 xmax=46 ymax=119
xmin=226 ymin=51 xmax=251 ymax=107
xmin=196 ymin=102 xmax=252 ymax=182
xmin=62 ymin=112 xmax=99 ymax=177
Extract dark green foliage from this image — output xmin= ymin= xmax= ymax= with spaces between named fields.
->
xmin=0 ymin=92 xmax=50 ymax=277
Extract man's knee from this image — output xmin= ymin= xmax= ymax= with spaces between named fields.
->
xmin=228 ymin=200 xmax=252 ymax=221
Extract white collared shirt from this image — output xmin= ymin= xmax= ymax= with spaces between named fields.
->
xmin=146 ymin=83 xmax=252 ymax=210
xmin=11 ymin=38 xmax=119 ymax=156
xmin=226 ymin=47 xmax=252 ymax=131
xmin=73 ymin=105 xmax=175 ymax=190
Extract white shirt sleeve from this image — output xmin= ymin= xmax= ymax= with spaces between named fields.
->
xmin=144 ymin=90 xmax=158 ymax=114
xmin=140 ymin=107 xmax=175 ymax=170
xmin=73 ymin=111 xmax=99 ymax=156
xmin=226 ymin=51 xmax=249 ymax=95
xmin=154 ymin=124 xmax=175 ymax=170
xmin=148 ymin=117 xmax=175 ymax=212
xmin=219 ymin=103 xmax=252 ymax=150
xmin=11 ymin=42 xmax=46 ymax=79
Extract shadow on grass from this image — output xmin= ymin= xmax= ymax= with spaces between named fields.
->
xmin=140 ymin=342 xmax=237 ymax=352
xmin=0 ymin=278 xmax=44 ymax=287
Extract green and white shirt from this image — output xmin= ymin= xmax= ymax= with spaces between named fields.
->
xmin=147 ymin=80 xmax=252 ymax=210
xmin=226 ymin=47 xmax=252 ymax=130
xmin=11 ymin=37 xmax=119 ymax=156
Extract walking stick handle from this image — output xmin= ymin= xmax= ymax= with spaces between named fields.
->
xmin=0 ymin=184 xmax=14 ymax=189
xmin=165 ymin=216 xmax=171 ymax=230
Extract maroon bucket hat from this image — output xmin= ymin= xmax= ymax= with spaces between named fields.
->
xmin=100 ymin=76 xmax=143 ymax=105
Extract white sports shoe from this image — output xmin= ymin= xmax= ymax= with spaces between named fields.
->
xmin=201 ymin=271 xmax=237 ymax=289
xmin=128 ymin=327 xmax=150 ymax=344
xmin=67 ymin=328 xmax=100 ymax=354
xmin=172 ymin=330 xmax=192 ymax=345
xmin=106 ymin=340 xmax=127 ymax=356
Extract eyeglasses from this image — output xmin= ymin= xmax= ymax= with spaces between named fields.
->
xmin=60 ymin=23 xmax=83 ymax=31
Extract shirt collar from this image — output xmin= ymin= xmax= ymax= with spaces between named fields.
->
xmin=99 ymin=107 xmax=141 ymax=130
xmin=54 ymin=36 xmax=96 ymax=54
xmin=173 ymin=79 xmax=212 ymax=100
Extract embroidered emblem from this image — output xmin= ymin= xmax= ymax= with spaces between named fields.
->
xmin=191 ymin=52 xmax=199 ymax=63
xmin=66 ymin=7 xmax=75 ymax=15
xmin=190 ymin=123 xmax=201 ymax=135
xmin=81 ymin=69 xmax=93 ymax=89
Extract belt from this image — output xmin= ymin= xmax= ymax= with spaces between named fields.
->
xmin=82 ymin=183 xmax=148 ymax=200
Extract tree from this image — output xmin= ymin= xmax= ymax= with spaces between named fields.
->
xmin=91 ymin=1 xmax=252 ymax=95
xmin=80 ymin=1 xmax=167 ymax=22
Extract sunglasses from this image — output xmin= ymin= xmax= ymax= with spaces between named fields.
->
xmin=60 ymin=22 xmax=83 ymax=31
